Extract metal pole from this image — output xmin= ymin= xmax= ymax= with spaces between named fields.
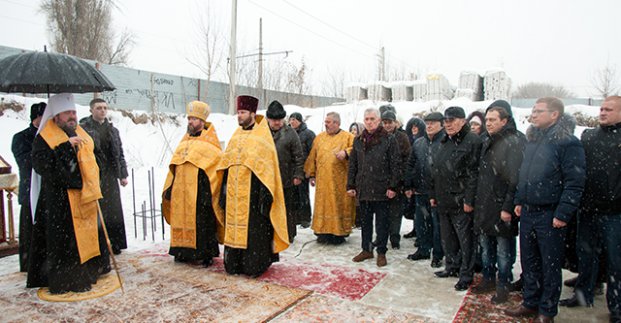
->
xmin=132 ymin=168 xmax=137 ymax=238
xmin=142 ymin=201 xmax=147 ymax=241
xmin=228 ymin=0 xmax=238 ymax=115
xmin=148 ymin=170 xmax=154 ymax=242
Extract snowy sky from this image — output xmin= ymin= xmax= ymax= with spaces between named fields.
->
xmin=1 ymin=0 xmax=620 ymax=97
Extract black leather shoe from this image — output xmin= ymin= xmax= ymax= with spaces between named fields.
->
xmin=455 ymin=280 xmax=471 ymax=291
xmin=391 ymin=242 xmax=400 ymax=250
xmin=431 ymin=258 xmax=443 ymax=268
xmin=504 ymin=305 xmax=537 ymax=317
xmin=403 ymin=230 xmax=416 ymax=239
xmin=564 ymin=276 xmax=578 ymax=287
xmin=407 ymin=252 xmax=430 ymax=261
xmin=559 ymin=294 xmax=593 ymax=308
xmin=434 ymin=269 xmax=459 ymax=278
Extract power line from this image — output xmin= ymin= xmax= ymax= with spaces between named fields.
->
xmin=245 ymin=0 xmax=377 ymax=63
xmin=247 ymin=0 xmax=416 ymax=73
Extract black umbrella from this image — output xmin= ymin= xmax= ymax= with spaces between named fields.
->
xmin=0 ymin=50 xmax=115 ymax=94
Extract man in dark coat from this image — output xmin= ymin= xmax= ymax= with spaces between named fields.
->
xmin=404 ymin=112 xmax=445 ymax=268
xmin=472 ymin=101 xmax=525 ymax=303
xmin=11 ymin=102 xmax=45 ymax=272
xmin=289 ymin=112 xmax=315 ymax=228
xmin=28 ymin=93 xmax=110 ymax=294
xmin=80 ymin=98 xmax=128 ymax=255
xmin=381 ymin=110 xmax=410 ymax=250
xmin=506 ymin=97 xmax=585 ymax=322
xmin=402 ymin=117 xmax=426 ymax=238
xmin=217 ymin=95 xmax=289 ymax=277
xmin=267 ymin=101 xmax=304 ymax=243
xmin=348 ymin=108 xmax=400 ymax=267
xmin=560 ymin=96 xmax=621 ymax=321
xmin=429 ymin=106 xmax=482 ymax=291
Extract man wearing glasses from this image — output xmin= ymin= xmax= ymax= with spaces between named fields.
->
xmin=506 ymin=97 xmax=585 ymax=323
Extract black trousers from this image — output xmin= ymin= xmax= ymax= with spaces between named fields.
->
xmin=438 ymin=207 xmax=475 ymax=283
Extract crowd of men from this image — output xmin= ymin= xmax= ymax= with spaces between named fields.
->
xmin=10 ymin=93 xmax=620 ymax=323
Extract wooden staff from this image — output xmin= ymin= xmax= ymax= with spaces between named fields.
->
xmin=97 ymin=201 xmax=124 ymax=294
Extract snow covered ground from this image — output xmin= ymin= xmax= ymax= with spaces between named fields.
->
xmin=0 ymin=94 xmax=608 ymax=322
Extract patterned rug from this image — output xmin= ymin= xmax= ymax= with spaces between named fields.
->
xmin=205 ymin=257 xmax=386 ymax=301
xmin=452 ymin=276 xmax=530 ymax=323
xmin=0 ymin=252 xmax=310 ymax=322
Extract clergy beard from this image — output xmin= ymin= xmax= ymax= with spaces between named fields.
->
xmin=187 ymin=124 xmax=200 ymax=135
xmin=57 ymin=119 xmax=77 ymax=136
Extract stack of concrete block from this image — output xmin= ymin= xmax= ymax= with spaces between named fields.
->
xmin=483 ymin=70 xmax=511 ymax=100
xmin=426 ymin=73 xmax=454 ymax=101
xmin=367 ymin=82 xmax=392 ymax=102
xmin=411 ymin=80 xmax=427 ymax=101
xmin=455 ymin=71 xmax=483 ymax=100
xmin=454 ymin=88 xmax=478 ymax=101
xmin=390 ymin=82 xmax=413 ymax=101
xmin=345 ymin=84 xmax=368 ymax=102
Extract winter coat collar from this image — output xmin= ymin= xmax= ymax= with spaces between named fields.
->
xmin=601 ymin=122 xmax=621 ymax=133
xmin=526 ymin=113 xmax=576 ymax=142
xmin=296 ymin=122 xmax=308 ymax=133
xmin=361 ymin=126 xmax=389 ymax=149
xmin=441 ymin=123 xmax=470 ymax=144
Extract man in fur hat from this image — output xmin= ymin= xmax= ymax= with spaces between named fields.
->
xmin=266 ymin=100 xmax=304 ymax=243
xmin=162 ymin=101 xmax=222 ymax=267
xmin=506 ymin=97 xmax=585 ymax=323
xmin=217 ymin=95 xmax=289 ymax=277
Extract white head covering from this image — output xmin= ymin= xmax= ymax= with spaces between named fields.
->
xmin=469 ymin=115 xmax=483 ymax=126
xmin=31 ymin=93 xmax=77 ymax=217
xmin=37 ymin=92 xmax=77 ymax=135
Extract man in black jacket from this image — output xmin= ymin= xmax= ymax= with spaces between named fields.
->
xmin=381 ymin=110 xmax=411 ymax=250
xmin=472 ymin=101 xmax=525 ymax=303
xmin=80 ymin=98 xmax=129 ymax=254
xmin=506 ymin=97 xmax=585 ymax=322
xmin=404 ymin=112 xmax=445 ymax=268
xmin=560 ymin=96 xmax=621 ymax=322
xmin=11 ymin=102 xmax=45 ymax=272
xmin=289 ymin=112 xmax=315 ymax=228
xmin=348 ymin=108 xmax=400 ymax=267
xmin=429 ymin=106 xmax=482 ymax=291
xmin=267 ymin=101 xmax=305 ymax=243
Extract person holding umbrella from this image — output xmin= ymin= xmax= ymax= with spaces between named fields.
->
xmin=27 ymin=93 xmax=111 ymax=294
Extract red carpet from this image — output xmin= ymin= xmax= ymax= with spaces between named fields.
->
xmin=453 ymin=275 xmax=530 ymax=323
xmin=206 ymin=257 xmax=387 ymax=301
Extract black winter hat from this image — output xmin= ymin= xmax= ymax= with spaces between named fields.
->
xmin=381 ymin=110 xmax=396 ymax=121
xmin=444 ymin=106 xmax=466 ymax=119
xmin=424 ymin=112 xmax=444 ymax=122
xmin=289 ymin=112 xmax=303 ymax=123
xmin=379 ymin=104 xmax=396 ymax=115
xmin=266 ymin=100 xmax=286 ymax=119
xmin=486 ymin=99 xmax=513 ymax=117
xmin=30 ymin=102 xmax=46 ymax=121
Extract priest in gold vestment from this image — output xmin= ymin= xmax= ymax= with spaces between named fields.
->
xmin=216 ymin=95 xmax=289 ymax=277
xmin=163 ymin=101 xmax=222 ymax=266
xmin=304 ymin=112 xmax=355 ymax=245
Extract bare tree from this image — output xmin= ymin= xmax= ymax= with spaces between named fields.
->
xmin=285 ymin=58 xmax=310 ymax=94
xmin=513 ymin=82 xmax=574 ymax=99
xmin=592 ymin=63 xmax=619 ymax=98
xmin=41 ymin=0 xmax=134 ymax=65
xmin=187 ymin=1 xmax=225 ymax=94
xmin=321 ymin=66 xmax=345 ymax=98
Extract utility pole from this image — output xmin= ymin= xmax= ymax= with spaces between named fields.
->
xmin=228 ymin=0 xmax=238 ymax=115
xmin=257 ymin=18 xmax=263 ymax=105
xmin=378 ymin=46 xmax=385 ymax=82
